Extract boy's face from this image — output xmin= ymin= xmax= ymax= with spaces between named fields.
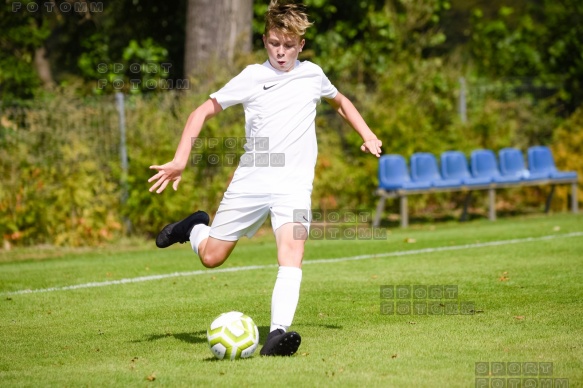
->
xmin=263 ymin=30 xmax=305 ymax=72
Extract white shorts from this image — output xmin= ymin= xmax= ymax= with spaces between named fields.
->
xmin=209 ymin=191 xmax=311 ymax=241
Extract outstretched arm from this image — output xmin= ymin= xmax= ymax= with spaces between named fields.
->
xmin=148 ymin=98 xmax=223 ymax=193
xmin=325 ymin=92 xmax=382 ymax=157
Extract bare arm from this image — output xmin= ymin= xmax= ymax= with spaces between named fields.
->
xmin=325 ymin=92 xmax=382 ymax=157
xmin=148 ymin=98 xmax=223 ymax=193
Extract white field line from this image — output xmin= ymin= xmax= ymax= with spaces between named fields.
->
xmin=2 ymin=232 xmax=582 ymax=297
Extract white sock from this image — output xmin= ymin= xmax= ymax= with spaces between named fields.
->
xmin=270 ymin=266 xmax=302 ymax=333
xmin=190 ymin=224 xmax=210 ymax=255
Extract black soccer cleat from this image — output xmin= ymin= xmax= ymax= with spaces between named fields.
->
xmin=260 ymin=329 xmax=301 ymax=357
xmin=155 ymin=211 xmax=210 ymax=248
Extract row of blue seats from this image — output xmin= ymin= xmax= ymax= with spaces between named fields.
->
xmin=379 ymin=146 xmax=578 ymax=191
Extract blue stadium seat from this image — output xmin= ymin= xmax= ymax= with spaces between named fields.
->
xmin=378 ymin=154 xmax=431 ymax=190
xmin=527 ymin=146 xmax=578 ymax=180
xmin=498 ymin=147 xmax=546 ymax=181
xmin=470 ymin=149 xmax=521 ymax=184
xmin=440 ymin=151 xmax=492 ymax=186
xmin=410 ymin=152 xmax=462 ymax=188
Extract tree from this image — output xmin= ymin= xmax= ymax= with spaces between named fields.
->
xmin=184 ymin=0 xmax=253 ymax=77
xmin=468 ymin=0 xmax=583 ymax=112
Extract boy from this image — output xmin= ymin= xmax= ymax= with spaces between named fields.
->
xmin=148 ymin=0 xmax=382 ymax=357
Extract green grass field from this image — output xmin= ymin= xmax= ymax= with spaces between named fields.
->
xmin=1 ymin=214 xmax=582 ymax=387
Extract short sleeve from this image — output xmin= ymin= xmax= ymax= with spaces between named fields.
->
xmin=210 ymin=66 xmax=255 ymax=109
xmin=320 ymin=71 xmax=338 ymax=100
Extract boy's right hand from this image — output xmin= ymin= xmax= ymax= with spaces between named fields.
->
xmin=148 ymin=161 xmax=184 ymax=193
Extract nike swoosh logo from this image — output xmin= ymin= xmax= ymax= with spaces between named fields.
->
xmin=263 ymin=84 xmax=277 ymax=90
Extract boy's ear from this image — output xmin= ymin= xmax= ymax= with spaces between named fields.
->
xmin=300 ymin=38 xmax=305 ymax=51
xmin=262 ymin=34 xmax=267 ymax=47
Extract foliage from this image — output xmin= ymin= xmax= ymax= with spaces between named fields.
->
xmin=469 ymin=7 xmax=544 ymax=78
xmin=0 ymin=0 xmax=186 ymax=102
xmin=78 ymin=38 xmax=170 ymax=95
xmin=253 ymin=0 xmax=450 ymax=84
xmin=0 ymin=92 xmax=121 ymax=246
xmin=552 ymin=107 xmax=583 ymax=211
xmin=0 ymin=0 xmax=51 ymax=100
xmin=468 ymin=0 xmax=583 ymax=111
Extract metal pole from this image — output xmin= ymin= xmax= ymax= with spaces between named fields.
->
xmin=115 ymin=92 xmax=131 ymax=232
xmin=459 ymin=77 xmax=467 ymax=124
xmin=572 ymin=182 xmax=579 ymax=214
xmin=488 ymin=188 xmax=496 ymax=221
xmin=400 ymin=195 xmax=409 ymax=228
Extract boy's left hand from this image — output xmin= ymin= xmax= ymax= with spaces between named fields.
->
xmin=361 ymin=139 xmax=382 ymax=157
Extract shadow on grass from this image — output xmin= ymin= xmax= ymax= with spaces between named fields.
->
xmin=202 ymin=355 xmax=256 ymax=362
xmin=133 ymin=330 xmax=208 ymax=344
xmin=134 ymin=323 xmax=342 ymax=351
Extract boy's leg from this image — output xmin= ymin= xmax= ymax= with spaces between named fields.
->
xmin=191 ymin=224 xmax=237 ymax=268
xmin=156 ymin=211 xmax=238 ymax=268
xmin=155 ymin=211 xmax=210 ymax=248
xmin=274 ymin=222 xmax=307 ymax=268
xmin=260 ymin=222 xmax=307 ymax=356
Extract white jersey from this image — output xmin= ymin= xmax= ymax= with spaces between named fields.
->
xmin=210 ymin=60 xmax=338 ymax=194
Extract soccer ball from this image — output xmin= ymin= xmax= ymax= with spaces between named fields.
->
xmin=207 ymin=311 xmax=259 ymax=360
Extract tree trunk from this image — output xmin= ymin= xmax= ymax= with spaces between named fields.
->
xmin=34 ymin=46 xmax=55 ymax=88
xmin=184 ymin=0 xmax=253 ymax=77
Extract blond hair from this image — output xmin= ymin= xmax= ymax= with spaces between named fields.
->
xmin=264 ymin=1 xmax=313 ymax=38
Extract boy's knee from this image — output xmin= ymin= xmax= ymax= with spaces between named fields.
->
xmin=200 ymin=252 xmax=226 ymax=268
xmin=198 ymin=238 xmax=236 ymax=268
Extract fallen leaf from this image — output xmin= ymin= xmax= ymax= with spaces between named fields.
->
xmin=553 ymin=226 xmax=560 ymax=231
xmin=301 ymin=352 xmax=309 ymax=356
xmin=146 ymin=373 xmax=156 ymax=381
xmin=408 ymin=321 xmax=417 ymax=325
xmin=514 ymin=316 xmax=525 ymax=320
xmin=404 ymin=238 xmax=416 ymax=243
xmin=371 ymin=275 xmax=378 ymax=279
xmin=391 ymin=354 xmax=398 ymax=359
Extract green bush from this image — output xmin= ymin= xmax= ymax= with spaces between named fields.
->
xmin=552 ymin=107 xmax=583 ymax=211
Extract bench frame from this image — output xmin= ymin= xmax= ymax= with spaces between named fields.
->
xmin=373 ymin=179 xmax=579 ymax=228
